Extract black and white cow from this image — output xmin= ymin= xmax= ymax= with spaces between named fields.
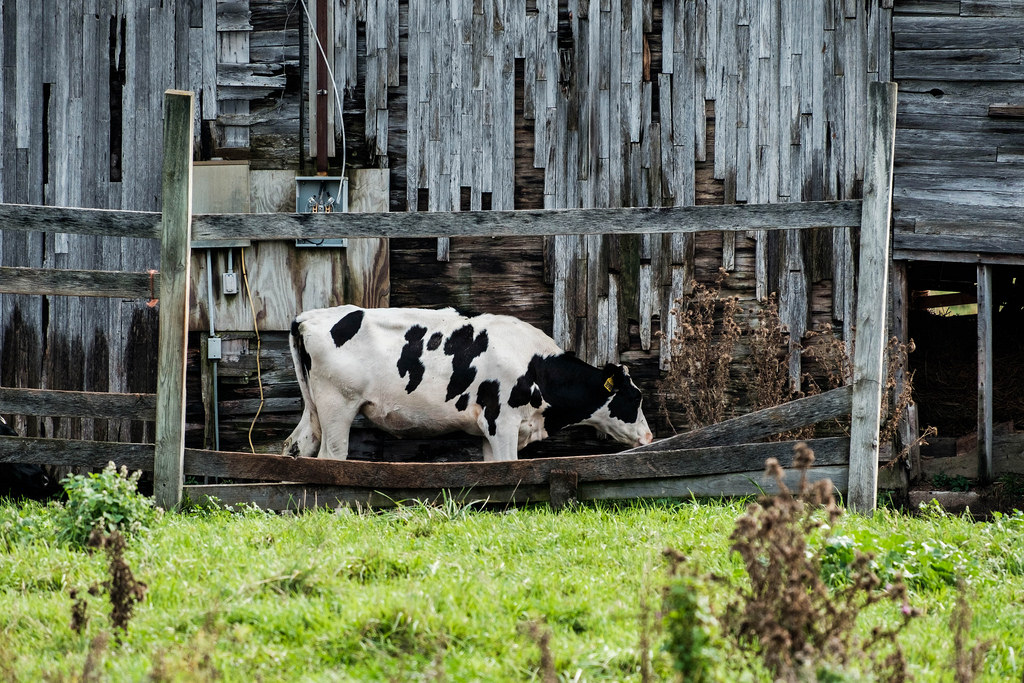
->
xmin=0 ymin=415 xmax=58 ymax=500
xmin=283 ymin=306 xmax=654 ymax=461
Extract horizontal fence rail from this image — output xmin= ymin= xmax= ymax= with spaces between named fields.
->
xmin=0 ymin=200 xmax=864 ymax=241
xmin=0 ymin=266 xmax=159 ymax=299
xmin=0 ymin=435 xmax=850 ymax=486
xmin=0 ymin=388 xmax=157 ymax=421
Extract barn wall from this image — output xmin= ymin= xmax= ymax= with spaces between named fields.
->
xmin=2 ymin=0 xmax=895 ymax=452
xmin=890 ymin=0 xmax=1024 ymax=258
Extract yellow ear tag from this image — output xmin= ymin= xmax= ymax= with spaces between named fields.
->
xmin=604 ymin=377 xmax=615 ymax=393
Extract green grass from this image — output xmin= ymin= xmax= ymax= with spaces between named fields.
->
xmin=1 ymin=497 xmax=1022 ymax=682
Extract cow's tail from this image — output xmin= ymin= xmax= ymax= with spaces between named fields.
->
xmin=289 ymin=319 xmax=313 ymax=405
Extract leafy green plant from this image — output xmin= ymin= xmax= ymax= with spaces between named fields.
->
xmin=57 ymin=462 xmax=161 ymax=548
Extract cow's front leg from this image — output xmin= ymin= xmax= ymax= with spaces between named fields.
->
xmin=481 ymin=425 xmax=520 ymax=462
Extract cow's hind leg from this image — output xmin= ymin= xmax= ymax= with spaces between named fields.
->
xmin=283 ymin=405 xmax=321 ymax=458
xmin=316 ymin=395 xmax=362 ymax=461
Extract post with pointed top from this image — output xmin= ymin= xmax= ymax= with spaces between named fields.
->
xmin=848 ymin=81 xmax=898 ymax=514
xmin=154 ymin=90 xmax=194 ymax=511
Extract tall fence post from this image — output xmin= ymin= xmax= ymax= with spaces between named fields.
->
xmin=154 ymin=90 xmax=194 ymax=510
xmin=848 ymin=81 xmax=898 ymax=514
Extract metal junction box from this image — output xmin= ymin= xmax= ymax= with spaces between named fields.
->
xmin=295 ymin=176 xmax=348 ymax=248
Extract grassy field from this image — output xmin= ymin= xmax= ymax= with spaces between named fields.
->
xmin=1 ymin=493 xmax=1022 ymax=682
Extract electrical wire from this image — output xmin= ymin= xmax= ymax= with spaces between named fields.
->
xmin=241 ymin=248 xmax=265 ymax=454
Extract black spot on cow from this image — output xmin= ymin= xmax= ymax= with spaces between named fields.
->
xmin=509 ymin=374 xmax=543 ymax=409
xmin=291 ymin=320 xmax=312 ymax=376
xmin=476 ymin=380 xmax=501 ymax=436
xmin=330 ymin=309 xmax=364 ymax=347
xmin=443 ymin=325 xmax=489 ymax=402
xmin=396 ymin=325 xmax=428 ymax=393
xmin=508 ymin=355 xmax=639 ymax=434
xmin=455 ymin=394 xmax=469 ymax=411
xmin=427 ymin=332 xmax=443 ymax=351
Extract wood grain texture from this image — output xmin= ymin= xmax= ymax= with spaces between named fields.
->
xmin=848 ymin=82 xmax=897 ymax=514
xmin=977 ymin=263 xmax=993 ymax=482
xmin=0 ymin=387 xmax=156 ymax=420
xmin=153 ymin=91 xmax=194 ymax=511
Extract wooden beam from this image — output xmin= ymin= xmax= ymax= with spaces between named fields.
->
xmin=0 ymin=387 xmax=156 ymax=420
xmin=153 ymin=90 xmax=194 ymax=511
xmin=181 ymin=465 xmax=850 ymax=511
xmin=978 ymin=264 xmax=994 ymax=482
xmin=0 ymin=435 xmax=154 ymax=470
xmin=624 ymin=385 xmax=853 ymax=453
xmin=0 ymin=199 xmax=863 ymax=241
xmin=172 ymin=437 xmax=850 ymax=489
xmin=0 ymin=203 xmax=162 ymax=239
xmin=988 ymin=103 xmax=1024 ymax=118
xmin=849 ymin=82 xmax=898 ymax=514
xmin=0 ymin=266 xmax=159 ymax=299
xmin=189 ymin=200 xmax=864 ymax=241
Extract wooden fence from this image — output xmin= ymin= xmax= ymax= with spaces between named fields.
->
xmin=0 ymin=84 xmax=898 ymax=512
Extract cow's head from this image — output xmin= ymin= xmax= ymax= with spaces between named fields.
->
xmin=587 ymin=364 xmax=654 ymax=447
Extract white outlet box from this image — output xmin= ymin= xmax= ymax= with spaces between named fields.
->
xmin=208 ymin=336 xmax=222 ymax=361
xmin=222 ymin=271 xmax=239 ymax=295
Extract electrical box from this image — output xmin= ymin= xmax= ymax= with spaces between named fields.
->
xmin=221 ymin=271 xmax=239 ymax=295
xmin=296 ymin=176 xmax=348 ymax=248
xmin=208 ymin=336 xmax=222 ymax=361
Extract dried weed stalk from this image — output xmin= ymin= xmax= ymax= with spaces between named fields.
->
xmin=726 ymin=444 xmax=918 ymax=681
xmin=520 ymin=619 xmax=557 ymax=683
xmin=86 ymin=529 xmax=148 ymax=640
xmin=747 ymin=294 xmax=792 ymax=412
xmin=659 ymin=270 xmax=742 ymax=431
xmin=663 ymin=444 xmax=920 ymax=682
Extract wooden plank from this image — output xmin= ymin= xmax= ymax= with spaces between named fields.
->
xmin=548 ymin=469 xmax=579 ymax=510
xmin=0 ymin=199 xmax=864 ymax=241
xmin=188 ymin=200 xmax=864 ymax=241
xmin=153 ymin=91 xmax=194 ymax=511
xmin=0 ymin=266 xmax=158 ymax=299
xmin=977 ymin=263 xmax=993 ymax=482
xmin=848 ymin=81 xmax=898 ymax=514
xmin=0 ymin=387 xmax=156 ymax=420
xmin=626 ymin=386 xmax=853 ymax=453
xmin=345 ymin=169 xmax=391 ymax=308
xmin=171 ymin=436 xmax=849 ymax=489
xmin=893 ymin=231 xmax=1024 ymax=254
xmin=889 ymin=261 xmax=920 ymax=479
xmin=0 ymin=203 xmax=162 ymax=238
xmin=989 ymin=103 xmax=1024 ymax=118
xmin=0 ymin=435 xmax=154 ymax=470
xmin=892 ymin=17 xmax=1024 ymax=49
xmin=182 ymin=465 xmax=849 ymax=510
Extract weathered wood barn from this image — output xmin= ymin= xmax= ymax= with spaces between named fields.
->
xmin=1 ymin=0 xmax=1022 ymax=477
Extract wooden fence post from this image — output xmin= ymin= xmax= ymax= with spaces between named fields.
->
xmin=977 ymin=264 xmax=993 ymax=483
xmin=154 ymin=90 xmax=194 ymax=510
xmin=848 ymin=81 xmax=898 ymax=514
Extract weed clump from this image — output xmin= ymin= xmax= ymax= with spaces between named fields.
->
xmin=663 ymin=444 xmax=920 ymax=681
xmin=57 ymin=462 xmax=161 ymax=548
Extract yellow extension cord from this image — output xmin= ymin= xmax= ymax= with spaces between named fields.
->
xmin=240 ymin=248 xmax=264 ymax=454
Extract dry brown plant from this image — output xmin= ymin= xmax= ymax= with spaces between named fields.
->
xmin=747 ymin=294 xmax=791 ymax=413
xmin=86 ymin=529 xmax=148 ymax=640
xmin=724 ymin=444 xmax=919 ymax=681
xmin=658 ymin=270 xmax=742 ymax=431
xmin=951 ymin=581 xmax=992 ymax=683
xmin=520 ymin=619 xmax=557 ymax=683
